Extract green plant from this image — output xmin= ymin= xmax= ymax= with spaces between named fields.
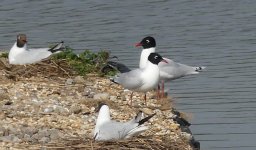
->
xmin=52 ymin=47 xmax=114 ymax=76
xmin=0 ymin=52 xmax=8 ymax=58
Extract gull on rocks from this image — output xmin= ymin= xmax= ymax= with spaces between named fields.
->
xmin=93 ymin=103 xmax=156 ymax=141
xmin=136 ymin=36 xmax=205 ymax=98
xmin=8 ymin=34 xmax=64 ymax=65
xmin=112 ymin=52 xmax=167 ymax=105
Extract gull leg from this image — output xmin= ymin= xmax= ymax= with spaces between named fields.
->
xmin=161 ymin=80 xmax=165 ymax=98
xmin=130 ymin=92 xmax=133 ymax=106
xmin=144 ymin=93 xmax=147 ymax=105
xmin=157 ymin=84 xmax=160 ymax=100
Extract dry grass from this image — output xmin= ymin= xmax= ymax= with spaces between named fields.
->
xmin=0 ymin=57 xmax=75 ymax=81
xmin=11 ymin=136 xmax=190 ymax=150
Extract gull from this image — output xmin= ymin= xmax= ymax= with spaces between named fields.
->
xmin=136 ymin=36 xmax=205 ymax=98
xmin=112 ymin=52 xmax=167 ymax=105
xmin=93 ymin=103 xmax=156 ymax=141
xmin=8 ymin=34 xmax=64 ymax=65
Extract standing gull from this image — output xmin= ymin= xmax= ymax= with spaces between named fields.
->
xmin=136 ymin=36 xmax=205 ymax=98
xmin=8 ymin=34 xmax=64 ymax=65
xmin=112 ymin=52 xmax=167 ymax=105
xmin=93 ymin=103 xmax=156 ymax=141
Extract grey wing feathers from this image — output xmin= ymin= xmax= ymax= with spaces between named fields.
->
xmin=48 ymin=41 xmax=64 ymax=53
xmin=113 ymin=69 xmax=144 ymax=90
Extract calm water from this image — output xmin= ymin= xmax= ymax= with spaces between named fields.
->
xmin=1 ymin=0 xmax=256 ymax=149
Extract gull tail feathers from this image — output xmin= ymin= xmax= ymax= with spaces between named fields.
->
xmin=110 ymin=74 xmax=121 ymax=84
xmin=107 ymin=61 xmax=131 ymax=73
xmin=125 ymin=126 xmax=148 ymax=139
xmin=48 ymin=41 xmax=65 ymax=53
xmin=138 ymin=113 xmax=156 ymax=125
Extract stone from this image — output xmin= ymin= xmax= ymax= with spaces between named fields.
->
xmin=142 ymin=108 xmax=154 ymax=115
xmin=23 ymin=134 xmax=32 ymax=142
xmin=21 ymin=127 xmax=38 ymax=136
xmin=49 ymin=129 xmax=62 ymax=140
xmin=44 ymin=107 xmax=54 ymax=113
xmin=0 ymin=135 xmax=21 ymax=143
xmin=65 ymin=78 xmax=74 ymax=85
xmin=38 ymin=129 xmax=51 ymax=138
xmin=54 ymin=106 xmax=69 ymax=115
xmin=109 ymin=96 xmax=117 ymax=101
xmin=70 ymin=105 xmax=82 ymax=114
xmin=74 ymin=76 xmax=85 ymax=83
xmin=93 ymin=92 xmax=110 ymax=100
xmin=31 ymin=133 xmax=40 ymax=140
xmin=39 ymin=137 xmax=50 ymax=144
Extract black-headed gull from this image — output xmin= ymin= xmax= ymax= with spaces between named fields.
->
xmin=8 ymin=34 xmax=64 ymax=65
xmin=136 ymin=36 xmax=205 ymax=98
xmin=93 ymin=103 xmax=155 ymax=141
xmin=112 ymin=52 xmax=168 ymax=105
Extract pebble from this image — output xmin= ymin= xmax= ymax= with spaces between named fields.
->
xmin=44 ymin=107 xmax=54 ymax=113
xmin=23 ymin=134 xmax=32 ymax=142
xmin=0 ymin=76 xmax=193 ymax=149
xmin=65 ymin=78 xmax=74 ymax=85
xmin=93 ymin=92 xmax=110 ymax=100
xmin=70 ymin=105 xmax=82 ymax=114
xmin=39 ymin=137 xmax=50 ymax=144
xmin=74 ymin=76 xmax=85 ymax=83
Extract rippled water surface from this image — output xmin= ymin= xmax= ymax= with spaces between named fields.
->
xmin=1 ymin=0 xmax=256 ymax=149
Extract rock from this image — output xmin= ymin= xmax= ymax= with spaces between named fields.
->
xmin=38 ymin=129 xmax=51 ymax=138
xmin=142 ymin=108 xmax=154 ymax=115
xmin=0 ymin=135 xmax=21 ymax=143
xmin=93 ymin=92 xmax=110 ymax=100
xmin=21 ymin=127 xmax=38 ymax=136
xmin=44 ymin=107 xmax=54 ymax=113
xmin=8 ymin=127 xmax=19 ymax=135
xmin=74 ymin=76 xmax=85 ymax=83
xmin=83 ymin=87 xmax=91 ymax=96
xmin=31 ymin=133 xmax=40 ymax=140
xmin=49 ymin=129 xmax=61 ymax=140
xmin=181 ymin=132 xmax=193 ymax=141
xmin=0 ymin=127 xmax=5 ymax=136
xmin=23 ymin=134 xmax=32 ymax=142
xmin=109 ymin=96 xmax=117 ymax=101
xmin=39 ymin=137 xmax=50 ymax=144
xmin=70 ymin=105 xmax=82 ymax=114
xmin=54 ymin=106 xmax=69 ymax=115
xmin=65 ymin=78 xmax=74 ymax=85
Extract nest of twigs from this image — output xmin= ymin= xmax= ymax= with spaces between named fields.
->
xmin=12 ymin=136 xmax=190 ymax=150
xmin=0 ymin=57 xmax=76 ymax=81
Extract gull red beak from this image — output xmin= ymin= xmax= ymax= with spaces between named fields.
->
xmin=135 ymin=42 xmax=142 ymax=47
xmin=161 ymin=59 xmax=168 ymax=64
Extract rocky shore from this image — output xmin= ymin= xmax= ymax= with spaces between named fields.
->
xmin=0 ymin=55 xmax=199 ymax=149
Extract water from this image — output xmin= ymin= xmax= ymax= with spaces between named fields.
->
xmin=1 ymin=0 xmax=256 ymax=149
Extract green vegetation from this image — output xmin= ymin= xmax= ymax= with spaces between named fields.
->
xmin=0 ymin=48 xmax=118 ymax=76
xmin=0 ymin=52 xmax=8 ymax=58
xmin=52 ymin=47 xmax=117 ymax=76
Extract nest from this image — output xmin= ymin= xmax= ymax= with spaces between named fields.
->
xmin=0 ymin=57 xmax=76 ymax=81
xmin=13 ymin=136 xmax=190 ymax=150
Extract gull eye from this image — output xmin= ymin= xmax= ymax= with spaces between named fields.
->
xmin=146 ymin=39 xmax=150 ymax=43
xmin=154 ymin=55 xmax=158 ymax=59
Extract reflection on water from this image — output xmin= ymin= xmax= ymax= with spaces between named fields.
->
xmin=1 ymin=0 xmax=256 ymax=149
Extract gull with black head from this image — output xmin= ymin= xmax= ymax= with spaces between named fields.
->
xmin=136 ymin=36 xmax=205 ymax=98
xmin=112 ymin=52 xmax=168 ymax=105
xmin=8 ymin=34 xmax=64 ymax=65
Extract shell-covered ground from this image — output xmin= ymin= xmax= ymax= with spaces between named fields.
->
xmin=0 ymin=57 xmax=195 ymax=150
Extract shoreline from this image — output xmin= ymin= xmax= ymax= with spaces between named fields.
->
xmin=0 ymin=54 xmax=199 ymax=149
